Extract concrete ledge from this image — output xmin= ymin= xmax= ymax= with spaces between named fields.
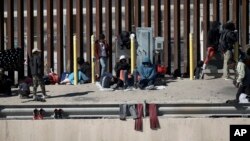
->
xmin=1 ymin=118 xmax=250 ymax=141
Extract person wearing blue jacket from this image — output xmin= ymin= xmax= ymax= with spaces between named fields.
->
xmin=138 ymin=57 xmax=157 ymax=90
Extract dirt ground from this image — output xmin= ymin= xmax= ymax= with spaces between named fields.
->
xmin=0 ymin=77 xmax=238 ymax=105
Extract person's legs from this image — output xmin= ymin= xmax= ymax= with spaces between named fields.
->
xmin=100 ymin=57 xmax=107 ymax=77
xmin=138 ymin=79 xmax=149 ymax=89
xmin=236 ymin=85 xmax=246 ymax=102
xmin=223 ymin=50 xmax=232 ymax=79
xmin=38 ymin=75 xmax=46 ymax=98
xmin=203 ymin=47 xmax=215 ymax=68
xmin=78 ymin=71 xmax=90 ymax=83
xmin=32 ymin=75 xmax=38 ymax=100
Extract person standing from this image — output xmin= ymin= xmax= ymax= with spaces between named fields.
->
xmin=201 ymin=21 xmax=221 ymax=79
xmin=219 ymin=21 xmax=238 ymax=80
xmin=95 ymin=34 xmax=110 ymax=77
xmin=30 ymin=47 xmax=47 ymax=101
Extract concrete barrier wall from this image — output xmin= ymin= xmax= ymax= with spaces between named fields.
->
xmin=1 ymin=118 xmax=250 ymax=141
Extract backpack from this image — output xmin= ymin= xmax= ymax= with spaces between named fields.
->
xmin=18 ymin=82 xmax=30 ymax=96
xmin=218 ymin=31 xmax=229 ymax=53
xmin=101 ymin=75 xmax=111 ymax=88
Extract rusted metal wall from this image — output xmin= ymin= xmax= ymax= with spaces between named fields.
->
xmin=0 ymin=0 xmax=249 ymax=79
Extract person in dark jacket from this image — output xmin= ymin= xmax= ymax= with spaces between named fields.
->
xmin=113 ymin=55 xmax=130 ymax=89
xmin=201 ymin=21 xmax=221 ymax=79
xmin=138 ymin=57 xmax=157 ymax=90
xmin=30 ymin=47 xmax=47 ymax=101
xmin=220 ymin=21 xmax=238 ymax=80
xmin=95 ymin=34 xmax=110 ymax=77
xmin=60 ymin=57 xmax=91 ymax=85
xmin=0 ymin=68 xmax=12 ymax=96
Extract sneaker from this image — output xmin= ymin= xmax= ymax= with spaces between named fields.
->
xmin=145 ymin=85 xmax=155 ymax=90
xmin=33 ymin=109 xmax=39 ymax=120
xmin=110 ymin=84 xmax=118 ymax=89
xmin=33 ymin=95 xmax=38 ymax=101
xmin=58 ymin=109 xmax=63 ymax=119
xmin=38 ymin=109 xmax=45 ymax=120
xmin=124 ymin=86 xmax=133 ymax=91
xmin=54 ymin=109 xmax=59 ymax=119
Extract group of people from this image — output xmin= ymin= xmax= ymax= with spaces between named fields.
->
xmin=201 ymin=21 xmax=238 ymax=80
xmin=201 ymin=21 xmax=250 ymax=103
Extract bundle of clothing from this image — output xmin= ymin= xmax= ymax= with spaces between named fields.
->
xmin=0 ymin=48 xmax=24 ymax=71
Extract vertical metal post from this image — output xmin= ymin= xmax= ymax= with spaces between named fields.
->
xmin=163 ymin=0 xmax=171 ymax=74
xmin=96 ymin=0 xmax=102 ymax=38
xmin=193 ymin=0 xmax=200 ymax=67
xmin=76 ymin=0 xmax=83 ymax=58
xmin=37 ymin=0 xmax=44 ymax=76
xmin=57 ymin=0 xmax=63 ymax=77
xmin=241 ymin=0 xmax=249 ymax=48
xmin=189 ymin=33 xmax=194 ymax=80
xmin=66 ymin=0 xmax=73 ymax=72
xmin=18 ymin=0 xmax=24 ymax=78
xmin=154 ymin=0 xmax=161 ymax=36
xmin=174 ymin=0 xmax=180 ymax=70
xmin=91 ymin=35 xmax=95 ymax=83
xmin=130 ymin=34 xmax=135 ymax=73
xmin=0 ymin=0 xmax=4 ymax=50
xmin=47 ymin=0 xmax=53 ymax=70
xmin=213 ymin=0 xmax=219 ymax=21
xmin=27 ymin=0 xmax=34 ymax=76
xmin=73 ymin=35 xmax=77 ymax=85
xmin=144 ymin=0 xmax=151 ymax=27
xmin=222 ymin=0 xmax=229 ymax=24
xmin=86 ymin=0 xmax=93 ymax=62
xmin=105 ymin=0 xmax=112 ymax=72
xmin=203 ymin=0 xmax=209 ymax=61
xmin=125 ymin=0 xmax=131 ymax=31
xmin=184 ymin=0 xmax=190 ymax=74
xmin=134 ymin=0 xmax=141 ymax=28
xmin=115 ymin=0 xmax=122 ymax=36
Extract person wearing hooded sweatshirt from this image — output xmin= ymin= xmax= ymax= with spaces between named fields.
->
xmin=201 ymin=21 xmax=221 ymax=79
xmin=138 ymin=57 xmax=157 ymax=90
xmin=220 ymin=21 xmax=238 ymax=80
xmin=234 ymin=48 xmax=250 ymax=103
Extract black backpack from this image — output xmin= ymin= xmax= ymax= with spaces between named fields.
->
xmin=218 ymin=31 xmax=229 ymax=53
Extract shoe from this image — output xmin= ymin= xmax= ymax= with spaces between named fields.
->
xmin=124 ymin=86 xmax=133 ymax=91
xmin=54 ymin=109 xmax=59 ymax=119
xmin=145 ymin=85 xmax=155 ymax=90
xmin=40 ymin=95 xmax=46 ymax=102
xmin=38 ymin=109 xmax=45 ymax=120
xmin=110 ymin=84 xmax=118 ymax=89
xmin=33 ymin=95 xmax=38 ymax=101
xmin=224 ymin=77 xmax=231 ymax=80
xmin=33 ymin=109 xmax=39 ymax=120
xmin=58 ymin=109 xmax=63 ymax=119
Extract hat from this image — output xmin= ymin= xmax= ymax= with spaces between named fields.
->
xmin=32 ymin=47 xmax=41 ymax=53
xmin=119 ymin=55 xmax=126 ymax=60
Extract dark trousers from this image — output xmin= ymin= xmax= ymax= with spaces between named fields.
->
xmin=32 ymin=75 xmax=46 ymax=96
xmin=138 ymin=79 xmax=155 ymax=89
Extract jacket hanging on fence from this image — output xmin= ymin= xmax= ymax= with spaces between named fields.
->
xmin=148 ymin=104 xmax=160 ymax=130
xmin=119 ymin=104 xmax=138 ymax=120
xmin=135 ymin=104 xmax=143 ymax=131
xmin=0 ymin=48 xmax=24 ymax=71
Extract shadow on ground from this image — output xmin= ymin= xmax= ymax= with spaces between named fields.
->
xmin=48 ymin=91 xmax=94 ymax=99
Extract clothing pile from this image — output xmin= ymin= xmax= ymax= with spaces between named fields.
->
xmin=0 ymin=48 xmax=24 ymax=71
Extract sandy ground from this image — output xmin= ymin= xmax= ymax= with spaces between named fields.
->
xmin=0 ymin=77 xmax=238 ymax=105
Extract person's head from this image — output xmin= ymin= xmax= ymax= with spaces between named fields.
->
xmin=32 ymin=47 xmax=41 ymax=55
xmin=210 ymin=21 xmax=221 ymax=30
xmin=223 ymin=21 xmax=235 ymax=31
xmin=99 ymin=33 xmax=105 ymax=42
xmin=77 ymin=57 xmax=84 ymax=65
xmin=142 ymin=57 xmax=152 ymax=67
xmin=119 ymin=55 xmax=126 ymax=63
